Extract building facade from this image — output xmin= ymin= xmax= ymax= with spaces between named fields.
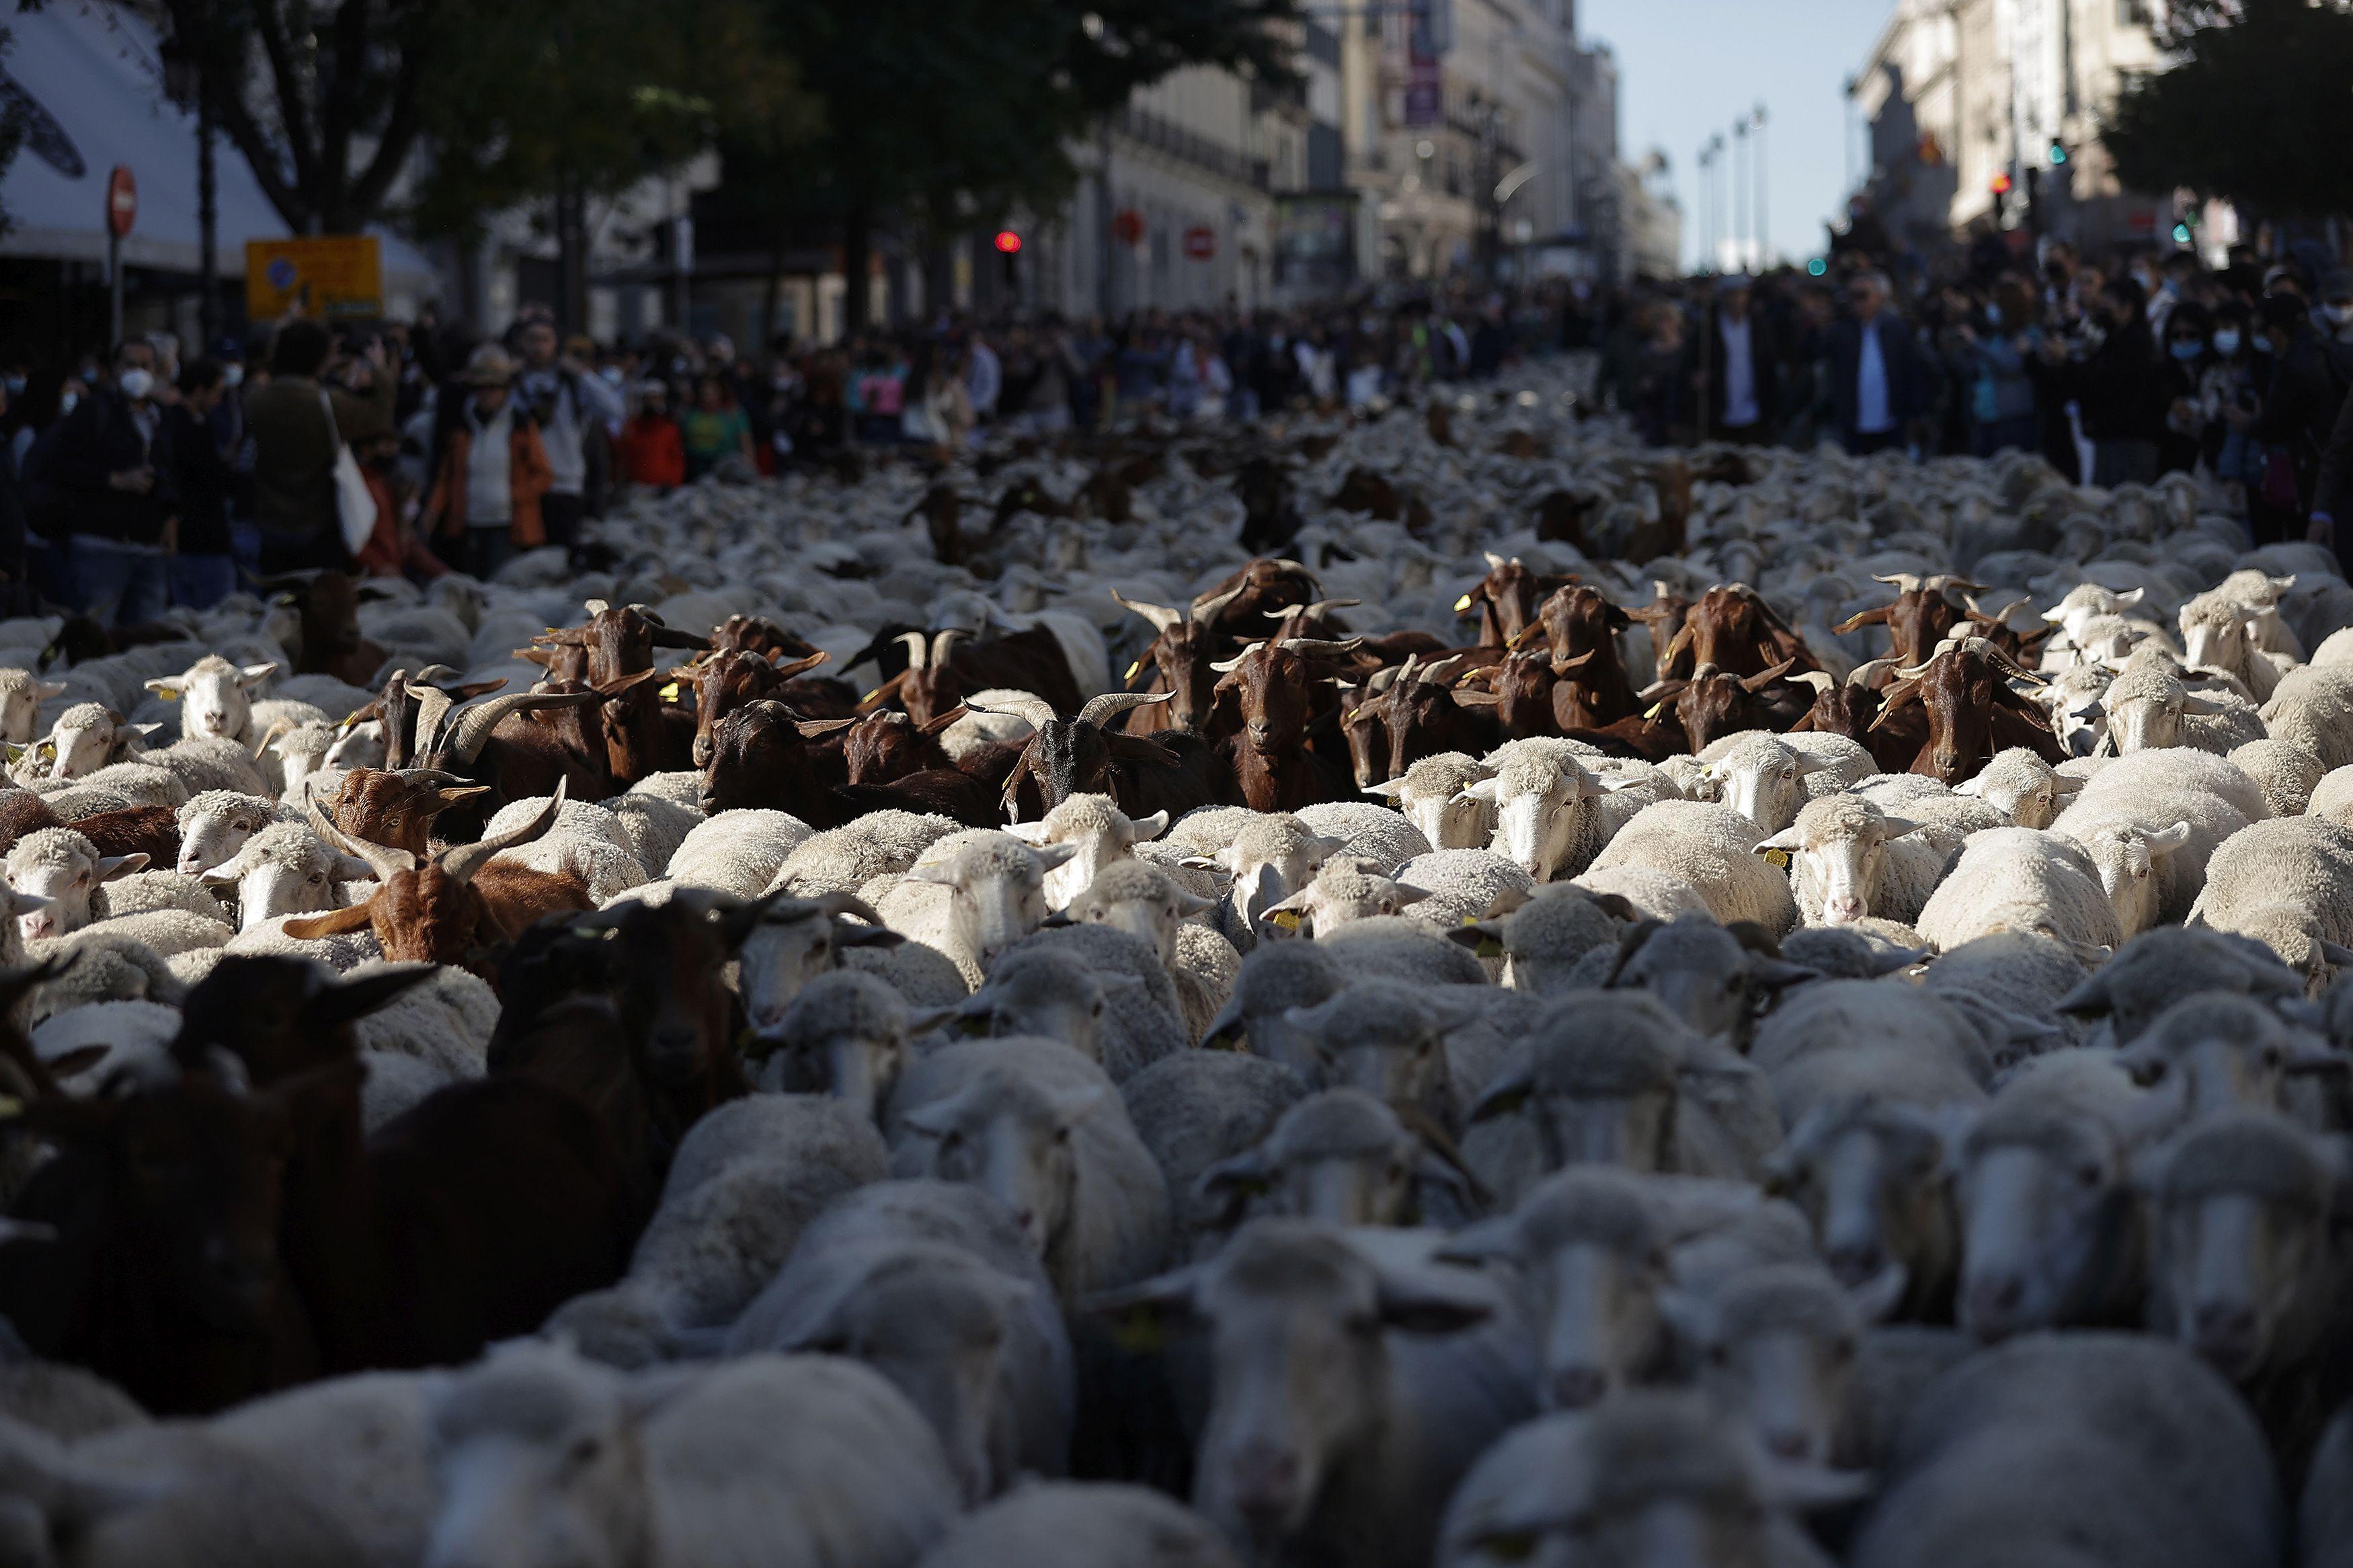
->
xmin=1850 ymin=0 xmax=2171 ymax=258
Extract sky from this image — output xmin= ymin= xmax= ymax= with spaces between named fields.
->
xmin=1581 ymin=0 xmax=1895 ymax=272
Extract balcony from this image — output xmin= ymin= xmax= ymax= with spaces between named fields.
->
xmin=1116 ymin=105 xmax=1271 ymax=191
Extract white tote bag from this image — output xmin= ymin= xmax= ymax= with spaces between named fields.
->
xmin=319 ymin=389 xmax=377 ymax=554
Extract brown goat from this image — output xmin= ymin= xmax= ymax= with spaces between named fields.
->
xmin=1212 ymin=634 xmax=1364 ymax=810
xmin=286 ymin=786 xmax=592 ymax=972
xmin=680 ymin=648 xmax=831 ymax=768
xmin=1660 ymin=585 xmax=1818 ymax=680
xmin=320 ymin=766 xmax=495 ymax=858
xmin=859 ymin=626 xmax=1082 ymax=725
xmin=1869 ymin=638 xmax=2064 ymax=783
xmin=259 ymin=570 xmax=386 ymax=686
xmin=72 ymin=804 xmax=182 ymax=869
xmin=1111 ymin=591 xmax=1236 ymax=738
xmin=1537 ymin=585 xmax=1642 ymax=727
xmin=981 ymin=691 xmax=1230 ymax=821
xmin=408 ymin=683 xmax=611 ymax=805
xmin=1457 ymin=556 xmax=1572 ymax=651
xmin=699 ymin=700 xmax=856 ymax=823
xmin=1832 ymin=575 xmax=1982 ymax=669
xmin=0 ymin=791 xmax=62 ymax=854
xmin=1340 ymin=653 xmax=1503 ymax=785
xmin=533 ymin=602 xmax=711 ymax=780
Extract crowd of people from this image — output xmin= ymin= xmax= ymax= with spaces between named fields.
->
xmin=1597 ymin=240 xmax=2353 ymax=556
xmin=1 ymin=238 xmax=2348 ymax=628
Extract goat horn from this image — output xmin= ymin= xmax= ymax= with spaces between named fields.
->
xmin=1191 ymin=580 xmax=1252 ymax=621
xmin=1111 ymin=590 xmax=1185 ymax=634
xmin=930 ymin=629 xmax=967 ymax=669
xmin=1789 ymin=670 xmax=1835 ymax=694
xmin=445 ymin=692 xmax=599 ymax=765
xmin=1873 ymin=573 xmax=1925 ymax=593
xmin=1849 ymin=657 xmax=1899 ymax=688
xmin=770 ymin=651 xmax=830 ymax=681
xmin=1208 ymin=640 xmax=1267 ymax=674
xmin=410 ymin=686 xmax=456 ymax=757
xmin=393 ymin=768 xmax=471 ymax=789
xmin=436 ymin=778 xmax=569 ymax=884
xmin=965 ymin=694 xmax=1061 ymax=731
xmin=897 ymin=631 xmax=930 ymax=673
xmin=305 ymin=781 xmax=415 ymax=882
xmin=1366 ymin=665 xmax=1402 ymax=694
xmin=1279 ymin=638 xmax=1365 ymax=659
xmin=1423 ymin=653 xmax=1474 ymax=686
xmin=1076 ymin=691 xmax=1172 ymax=727
xmin=1273 ymin=597 xmax=1360 ymax=622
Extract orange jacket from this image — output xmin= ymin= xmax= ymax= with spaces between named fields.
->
xmin=619 ymin=415 xmax=686 ymax=489
xmin=425 ymin=416 xmax=555 ymax=547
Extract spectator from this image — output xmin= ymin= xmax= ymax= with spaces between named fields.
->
xmin=422 ymin=345 xmax=553 ymax=582
xmin=48 ymin=339 xmax=175 ymax=626
xmin=2244 ymin=292 xmax=2348 ymax=544
xmin=618 ymin=381 xmax=686 ymax=492
xmin=681 ymin=375 xmax=755 ymax=480
xmin=1828 ymin=272 xmax=1935 ymax=456
xmin=165 ymin=359 xmax=237 ymax=610
xmin=1691 ymin=274 xmax=1784 ymax=444
xmin=245 ymin=319 xmax=395 ymax=573
xmin=2073 ymin=277 xmax=2165 ymax=488
xmin=512 ymin=317 xmax=624 ymax=548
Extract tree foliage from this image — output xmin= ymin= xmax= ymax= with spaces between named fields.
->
xmin=2107 ymin=0 xmax=2353 ymax=220
xmin=151 ymin=0 xmax=442 ymax=235
xmin=407 ymin=0 xmax=808 ymax=243
xmin=756 ymin=0 xmax=1300 ymax=328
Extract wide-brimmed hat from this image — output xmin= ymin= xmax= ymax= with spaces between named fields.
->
xmin=458 ymin=345 xmax=517 ymax=387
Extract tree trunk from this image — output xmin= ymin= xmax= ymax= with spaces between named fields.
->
xmin=842 ymin=191 xmax=873 ymax=337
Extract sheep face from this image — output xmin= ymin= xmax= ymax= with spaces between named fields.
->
xmin=2180 ymin=606 xmax=2254 ymax=677
xmin=1101 ymin=1222 xmax=1490 ymax=1547
xmin=177 ymin=796 xmax=276 ymax=878
xmin=1770 ymin=1104 xmax=1953 ymax=1305
xmin=2104 ymin=690 xmax=2186 ymax=753
xmin=1764 ymin=805 xmax=1920 ymax=927
xmin=1675 ymin=1267 xmax=1877 ymax=1471
xmin=1453 ymin=1215 xmax=1669 ymax=1412
xmin=908 ymin=837 xmax=1073 ymax=973
xmin=147 ymin=658 xmax=276 ymax=742
xmin=325 ymin=719 xmax=387 ymax=770
xmin=1952 ymin=1126 xmax=2129 ymax=1342
xmin=264 ymin=723 xmax=339 ymax=804
xmin=901 ymin=1067 xmax=1099 ymax=1260
xmin=423 ymin=1347 xmax=648 ymax=1568
xmin=2143 ymin=1116 xmax=2333 ymax=1385
xmin=2117 ymin=995 xmax=2309 ymax=1118
xmin=204 ymin=827 xmax=366 ymax=932
xmin=2076 ymin=821 xmax=2191 ymax=940
xmin=1609 ymin=918 xmax=1806 ymax=1040
xmin=1260 ymin=866 xmax=1429 ymax=941
xmin=770 ymin=1255 xmax=1019 ymax=1505
xmin=1470 ymin=767 xmax=1591 ymax=882
xmin=1706 ymin=741 xmax=1819 ymax=835
xmin=1005 ymin=798 xmax=1165 ymax=911
xmin=1202 ymin=830 xmax=1337 ymax=936
xmin=43 ymin=710 xmax=122 ymax=780
xmin=0 ymin=676 xmax=65 ymax=744
xmin=3 ymin=831 xmax=143 ymax=938
xmin=945 ymin=958 xmax=1120 ymax=1064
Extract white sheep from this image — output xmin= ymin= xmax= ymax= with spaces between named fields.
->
xmin=2 ymin=828 xmax=146 ymax=939
xmin=1915 ymin=827 xmax=2123 ymax=959
xmin=2262 ymin=663 xmax=2353 ymax=771
xmin=1585 ymin=798 xmax=1800 ymax=934
xmin=1001 ymin=792 xmax=1171 ymax=909
xmin=174 ymin=790 xmax=289 ymax=878
xmin=1363 ymin=750 xmax=1497 ymax=851
xmin=768 ymin=809 xmax=962 ymax=896
xmin=1696 ymin=728 xmax=1874 ymax=833
xmin=141 ymin=655 xmax=280 ymax=743
xmin=0 ymin=668 xmax=67 ymax=743
xmin=198 ymin=823 xmax=374 ymax=932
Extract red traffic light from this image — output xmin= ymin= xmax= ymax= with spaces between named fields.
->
xmin=994 ymin=230 xmax=1023 ymax=255
xmin=1989 ymin=172 xmax=2013 ymax=195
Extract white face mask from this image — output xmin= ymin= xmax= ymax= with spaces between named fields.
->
xmin=58 ymin=393 xmax=78 ymax=417
xmin=2212 ymin=330 xmax=2241 ymax=356
xmin=223 ymin=364 xmax=244 ymax=388
xmin=2327 ymin=304 xmax=2353 ymax=328
xmin=116 ymin=369 xmax=153 ymax=402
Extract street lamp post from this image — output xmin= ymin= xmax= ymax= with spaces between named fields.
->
xmin=1752 ymin=104 xmax=1769 ymax=270
xmin=1696 ymin=140 xmax=1714 ymax=274
xmin=1731 ymin=118 xmax=1749 ymax=274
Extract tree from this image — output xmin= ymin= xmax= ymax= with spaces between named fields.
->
xmin=0 ymin=29 xmax=29 ymax=242
xmin=408 ymin=0 xmax=808 ymax=327
xmin=2106 ymin=0 xmax=2353 ymax=221
xmin=761 ymin=0 xmax=1300 ymax=333
xmin=149 ymin=0 xmax=443 ymax=235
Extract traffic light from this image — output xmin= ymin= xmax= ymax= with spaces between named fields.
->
xmin=993 ymin=230 xmax=1023 ymax=255
xmin=2047 ymin=139 xmax=2068 ymax=167
xmin=1806 ymin=257 xmax=1827 ymax=278
xmin=994 ymin=229 xmax=1021 ymax=290
xmin=1989 ymin=171 xmax=2011 ymax=220
xmin=2171 ymin=222 xmax=2193 ymax=245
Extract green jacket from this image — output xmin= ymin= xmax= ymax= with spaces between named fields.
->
xmin=243 ymin=370 xmax=397 ymax=540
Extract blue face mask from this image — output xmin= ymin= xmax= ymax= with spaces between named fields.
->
xmin=1 ymin=377 xmax=22 ymax=397
xmin=2212 ymin=331 xmax=2241 ymax=356
xmin=2169 ymin=340 xmax=2204 ymax=362
xmin=1985 ymin=305 xmax=2003 ymax=327
xmin=2251 ymin=335 xmax=2274 ymax=355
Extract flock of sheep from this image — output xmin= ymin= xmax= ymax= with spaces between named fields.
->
xmin=0 ymin=360 xmax=2351 ymax=1568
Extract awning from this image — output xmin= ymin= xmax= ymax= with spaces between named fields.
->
xmin=0 ymin=0 xmax=437 ymax=302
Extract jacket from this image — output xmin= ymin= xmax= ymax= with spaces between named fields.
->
xmin=50 ymin=388 xmax=177 ymax=545
xmin=2071 ymin=319 xmax=2165 ymax=442
xmin=245 ymin=370 xmax=398 ymax=543
xmin=355 ymin=466 xmax=446 ymax=580
xmin=617 ymin=415 xmax=685 ymax=489
xmin=1827 ymin=314 xmax=1936 ymax=440
xmin=424 ymin=412 xmax=553 ymax=547
xmin=166 ymin=402 xmax=233 ymax=555
xmin=1688 ymin=305 xmax=1788 ymax=432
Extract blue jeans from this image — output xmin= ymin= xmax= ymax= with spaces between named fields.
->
xmin=69 ymin=538 xmax=170 ymax=628
xmin=169 ymin=552 xmax=237 ymax=611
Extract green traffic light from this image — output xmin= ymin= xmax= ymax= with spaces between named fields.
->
xmin=2171 ymin=223 xmax=2193 ymax=244
xmin=1807 ymin=257 xmax=1827 ymax=277
xmin=2048 ymin=142 xmax=2067 ymax=166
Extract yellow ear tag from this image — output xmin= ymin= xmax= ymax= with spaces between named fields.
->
xmin=863 ymin=688 xmax=883 ymax=703
xmin=1642 ymin=701 xmax=1666 ymax=720
xmin=1123 ymin=660 xmax=1142 ymax=681
xmin=1453 ymin=593 xmax=1475 ymax=612
xmin=156 ymin=689 xmax=180 ymax=702
xmin=1269 ymin=910 xmax=1302 ymax=932
xmin=658 ymin=682 xmax=681 ymax=702
xmin=1763 ymin=848 xmax=1792 ymax=869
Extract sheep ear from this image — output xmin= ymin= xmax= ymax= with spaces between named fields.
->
xmin=1172 ymin=886 xmax=1217 ymax=916
xmin=1197 ymin=1149 xmax=1275 ymax=1201
xmin=93 ymin=855 xmax=146 ymax=882
xmin=1447 ymin=919 xmax=1505 ymax=957
xmin=2115 ymin=587 xmax=2145 ymax=606
xmin=239 ymin=663 xmax=280 ymax=689
xmin=32 ymin=682 xmax=65 ymax=700
xmin=333 ymin=855 xmax=378 ymax=882
xmin=0 ymin=891 xmax=48 ymax=917
xmin=1431 ymin=1214 xmax=1519 ymax=1266
xmin=2180 ymin=692 xmax=2227 ymax=714
xmin=143 ymin=678 xmax=184 ymax=697
xmin=1878 ymin=815 xmax=1922 ymax=840
xmin=1084 ymin=1266 xmax=1204 ymax=1350
xmin=1953 ymin=775 xmax=1983 ymax=796
xmin=128 ymin=725 xmax=162 ymax=741
xmin=1372 ymin=1264 xmax=1494 ymax=1334
xmin=1000 ymin=821 xmax=1049 ymax=845
xmin=1463 ymin=778 xmax=1500 ymax=803
xmin=1390 ymin=882 xmax=1435 ymax=906
xmin=1127 ymin=811 xmax=1169 ymax=843
xmin=1466 ymin=1056 xmax=1533 ymax=1123
xmin=1031 ymin=841 xmax=1079 ymax=871
xmin=905 ymin=862 xmax=959 ymax=888
xmin=197 ymin=853 xmax=249 ymax=884
xmin=1362 ymin=780 xmax=1408 ymax=799
xmin=2147 ymin=821 xmax=2194 ymax=856
xmin=1752 ymin=829 xmax=1799 ymax=854
xmin=1846 ymin=1264 xmax=1911 ymax=1325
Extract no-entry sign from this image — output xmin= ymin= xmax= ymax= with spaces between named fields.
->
xmin=105 ymin=165 xmax=136 ymax=238
xmin=1113 ymin=209 xmax=1146 ymax=247
xmin=1183 ymin=225 xmax=1217 ymax=261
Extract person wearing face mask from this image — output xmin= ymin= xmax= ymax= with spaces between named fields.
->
xmin=46 ymin=341 xmax=177 ymax=626
xmin=2155 ymin=304 xmax=2211 ymax=477
xmin=2240 ymin=292 xmax=2351 ymax=545
xmin=2063 ymin=277 xmax=2165 ymax=487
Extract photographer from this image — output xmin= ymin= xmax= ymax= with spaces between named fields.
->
xmin=511 ymin=312 xmax=623 ymax=548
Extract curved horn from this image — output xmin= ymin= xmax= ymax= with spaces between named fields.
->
xmin=1789 ymin=670 xmax=1835 ymax=694
xmin=1281 ymin=637 xmax=1365 ymax=660
xmin=1191 ymin=579 xmax=1253 ymax=622
xmin=305 ymin=781 xmax=415 ymax=882
xmin=392 ymin=767 xmax=473 ymax=789
xmin=1110 ymin=589 xmax=1185 ymax=634
xmin=436 ymin=779 xmax=569 ymax=884
xmin=1077 ymin=691 xmax=1173 ymax=727
xmin=897 ymin=631 xmax=930 ymax=673
xmin=1872 ymin=573 xmax=1926 ymax=593
xmin=930 ymin=629 xmax=967 ymax=669
xmin=446 ymin=692 xmax=600 ymax=764
xmin=1209 ymin=640 xmax=1267 ymax=675
xmin=1848 ymin=657 xmax=1899 ymax=688
xmin=965 ymin=694 xmax=1061 ymax=731
xmin=770 ymin=650 xmax=830 ymax=681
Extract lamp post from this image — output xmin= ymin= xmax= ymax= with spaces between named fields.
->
xmin=160 ymin=26 xmax=215 ymax=347
xmin=1752 ymin=104 xmax=1769 ymax=270
xmin=1696 ymin=140 xmax=1714 ymax=274
xmin=1731 ymin=117 xmax=1749 ymax=273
